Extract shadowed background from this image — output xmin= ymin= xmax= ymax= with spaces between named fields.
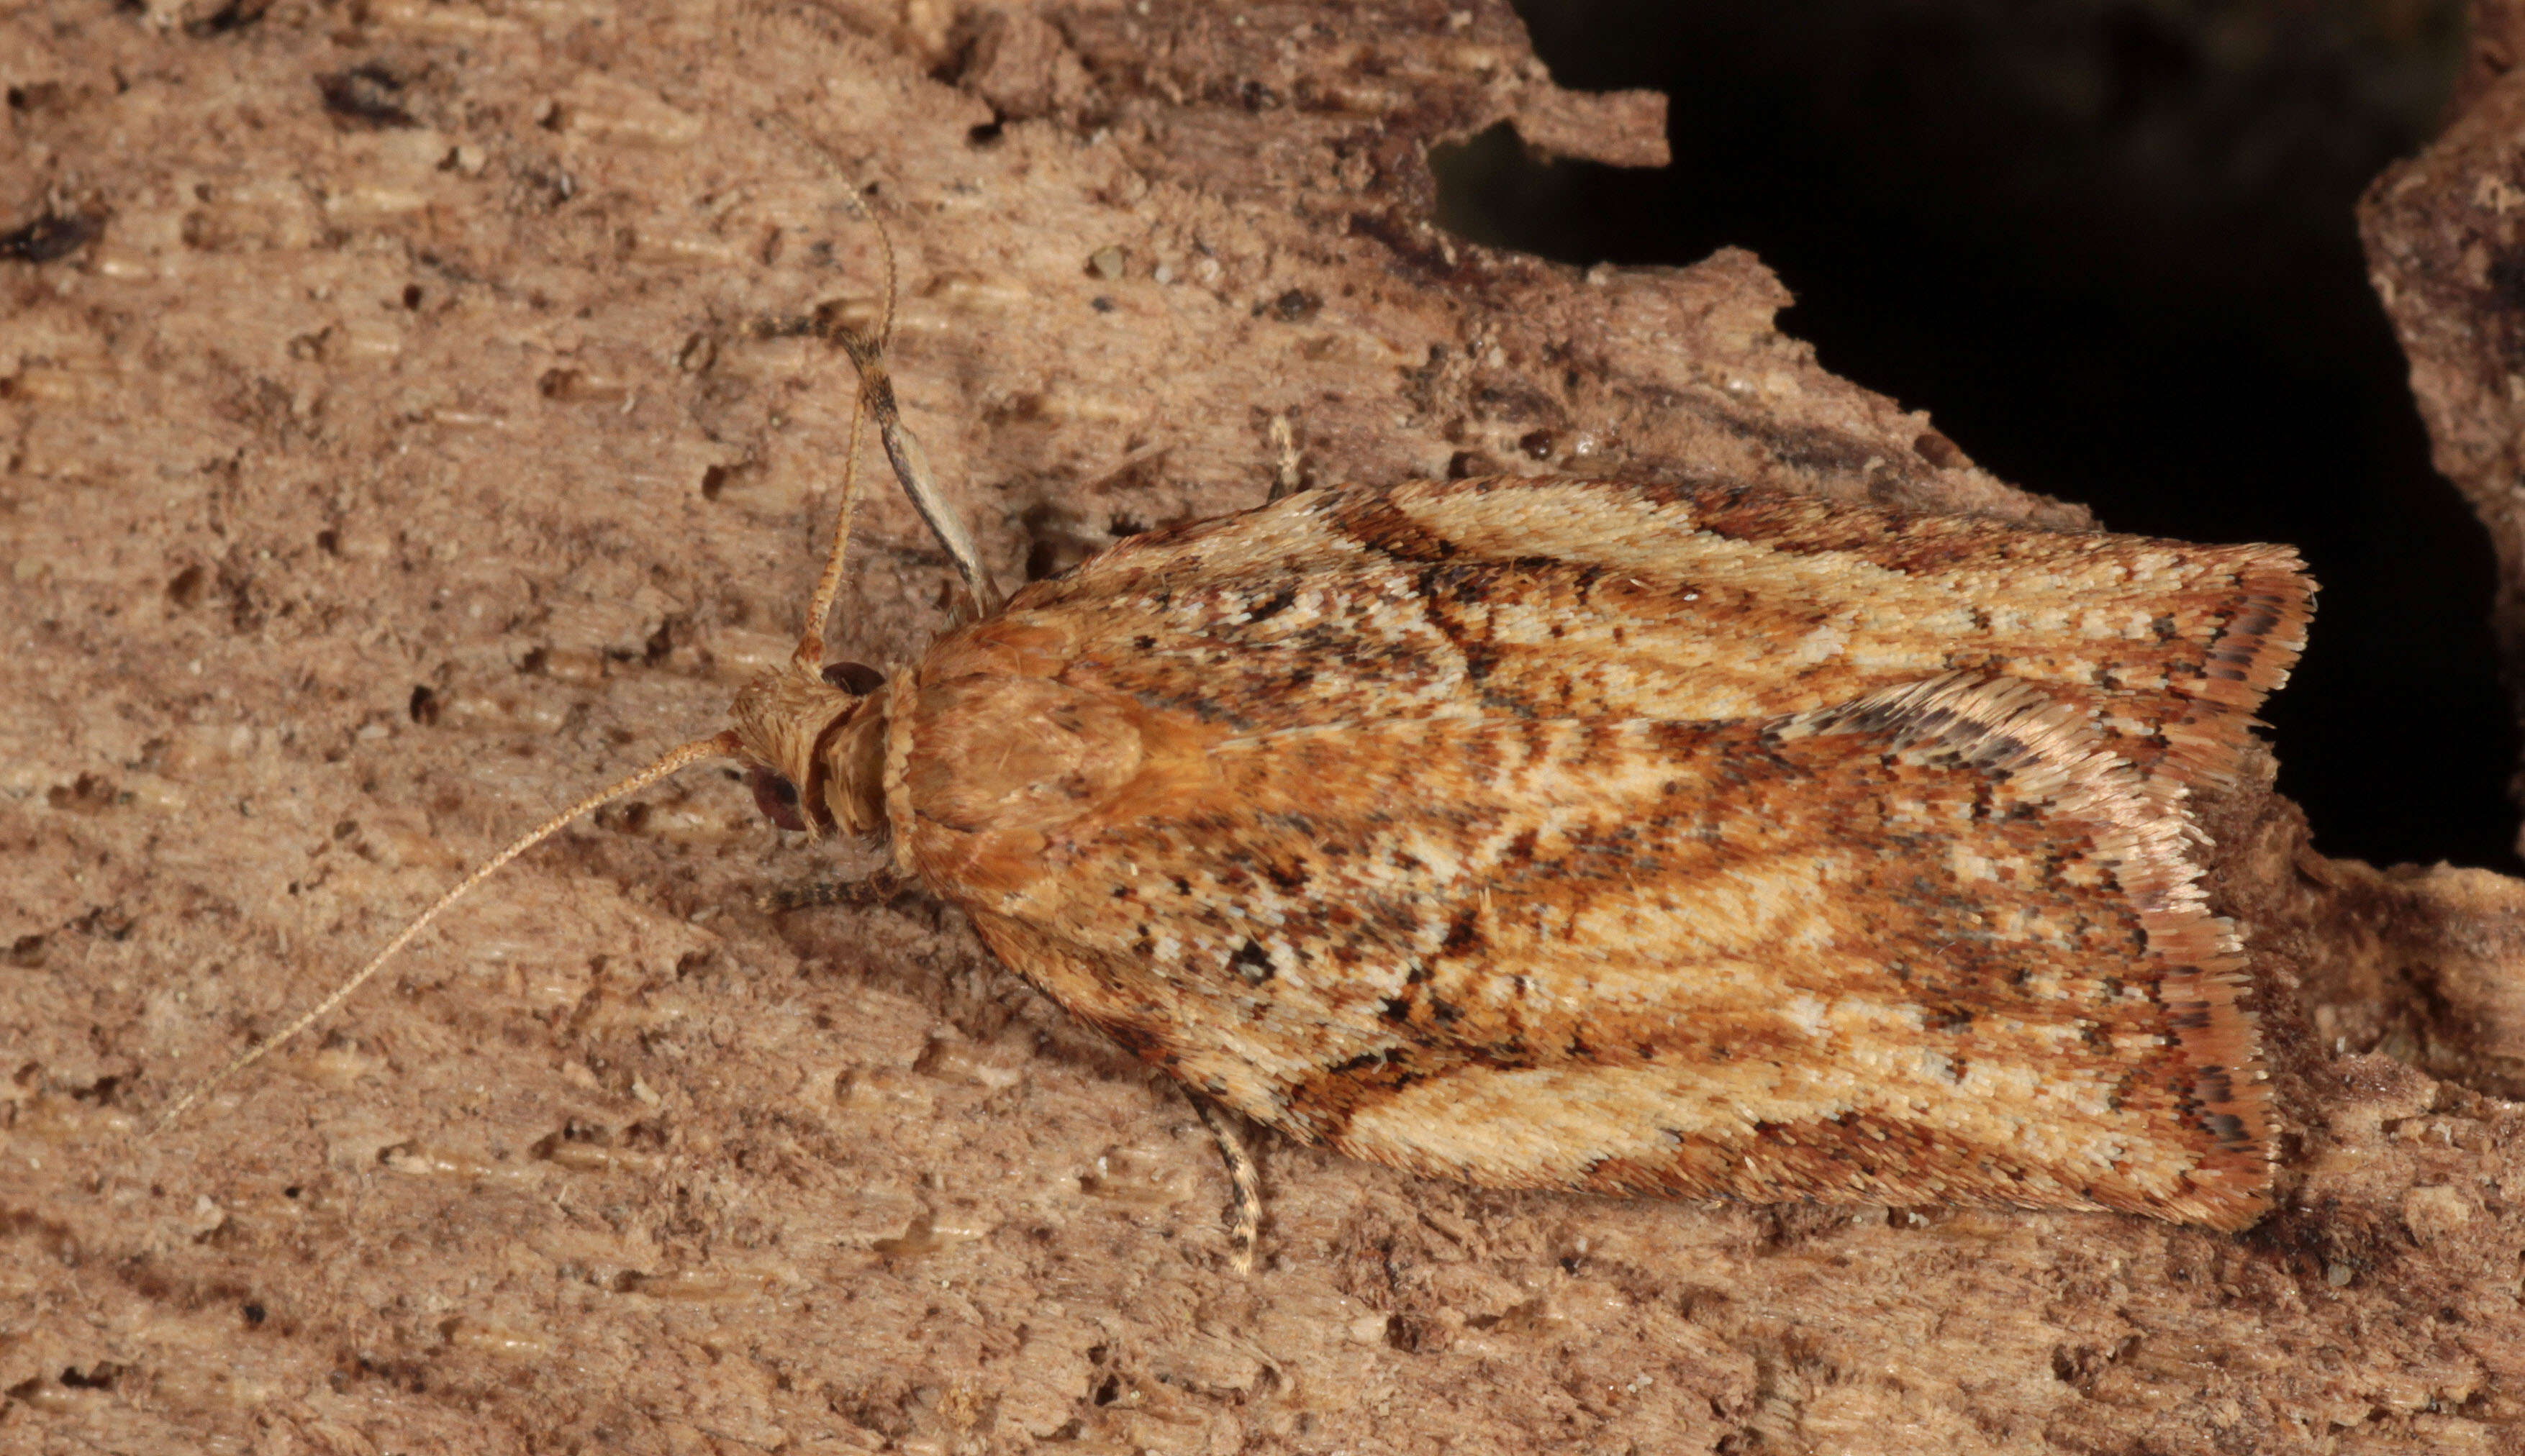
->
xmin=1440 ymin=0 xmax=2504 ymax=870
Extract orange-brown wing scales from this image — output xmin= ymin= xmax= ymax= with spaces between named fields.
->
xmin=897 ymin=478 xmax=2308 ymax=1227
xmin=928 ymin=676 xmax=2264 ymax=1224
xmin=989 ymin=476 xmax=2307 ymax=790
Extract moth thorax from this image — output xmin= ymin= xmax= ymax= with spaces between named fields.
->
xmin=728 ymin=660 xmax=884 ymax=835
xmin=820 ymin=696 xmax=890 ymax=837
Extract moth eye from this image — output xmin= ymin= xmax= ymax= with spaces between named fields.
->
xmin=748 ymin=765 xmax=808 ymax=832
xmin=822 ymin=660 xmax=885 ymax=695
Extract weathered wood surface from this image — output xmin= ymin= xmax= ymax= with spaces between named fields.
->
xmin=6 ymin=1 xmax=2523 ymax=1451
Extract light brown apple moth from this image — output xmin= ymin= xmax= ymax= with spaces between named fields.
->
xmin=160 ymin=308 xmax=2311 ymax=1264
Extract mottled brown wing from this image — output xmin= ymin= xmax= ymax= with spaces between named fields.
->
xmin=974 ymin=475 xmax=2309 ymax=791
xmin=891 ymin=477 xmax=2310 ymax=1227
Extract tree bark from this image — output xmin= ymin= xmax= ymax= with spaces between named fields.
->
xmin=6 ymin=1 xmax=2522 ymax=1451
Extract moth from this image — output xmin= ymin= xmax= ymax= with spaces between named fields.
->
xmin=158 ymin=276 xmax=2312 ymax=1267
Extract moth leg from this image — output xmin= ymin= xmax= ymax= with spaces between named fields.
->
xmin=822 ymin=317 xmax=1004 ymax=617
xmin=1192 ymin=1096 xmax=1262 ymax=1274
xmin=1265 ymin=411 xmax=1305 ymax=501
xmin=756 ymin=868 xmax=915 ymax=915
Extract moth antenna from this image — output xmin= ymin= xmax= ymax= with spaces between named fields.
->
xmin=765 ymin=115 xmax=904 ymax=668
xmin=760 ymin=112 xmax=1002 ymax=622
xmin=148 ymin=731 xmax=743 ymax=1136
xmin=797 ymin=140 xmax=909 ymax=666
xmin=791 ymin=217 xmax=887 ymax=670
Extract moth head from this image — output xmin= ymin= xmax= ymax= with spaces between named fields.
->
xmin=728 ymin=658 xmax=889 ymax=837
